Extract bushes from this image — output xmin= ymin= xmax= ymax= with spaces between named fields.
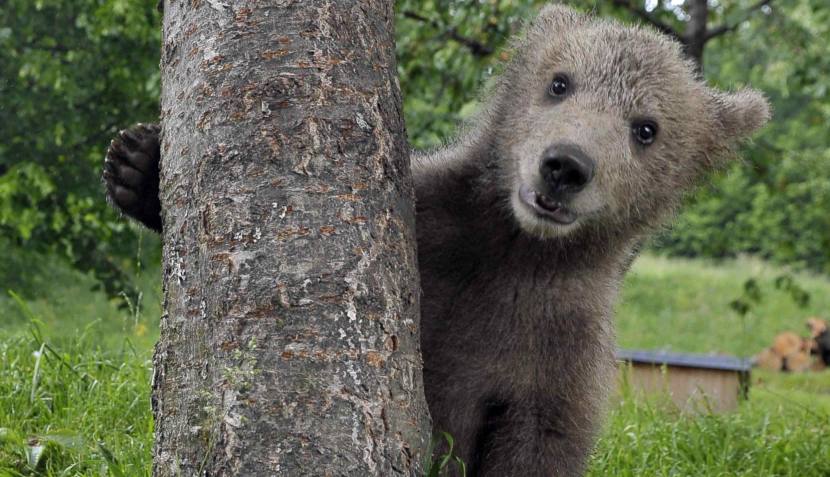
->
xmin=655 ymin=150 xmax=830 ymax=273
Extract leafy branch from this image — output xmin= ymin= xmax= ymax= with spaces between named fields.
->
xmin=610 ymin=0 xmax=775 ymax=69
xmin=705 ymin=0 xmax=773 ymax=41
xmin=401 ymin=10 xmax=494 ymax=57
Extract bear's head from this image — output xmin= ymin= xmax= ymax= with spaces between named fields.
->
xmin=490 ymin=5 xmax=770 ymax=240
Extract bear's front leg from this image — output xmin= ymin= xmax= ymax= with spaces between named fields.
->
xmin=103 ymin=123 xmax=163 ymax=232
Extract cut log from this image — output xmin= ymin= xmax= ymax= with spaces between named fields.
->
xmin=806 ymin=317 xmax=828 ymax=339
xmin=753 ymin=348 xmax=783 ymax=371
xmin=802 ymin=338 xmax=818 ymax=353
xmin=772 ymin=331 xmax=802 ymax=357
xmin=783 ymin=351 xmax=811 ymax=373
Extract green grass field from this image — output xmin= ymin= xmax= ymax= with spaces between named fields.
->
xmin=2 ymin=254 xmax=829 ymax=476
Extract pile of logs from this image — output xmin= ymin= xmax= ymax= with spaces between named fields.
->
xmin=754 ymin=317 xmax=830 ymax=372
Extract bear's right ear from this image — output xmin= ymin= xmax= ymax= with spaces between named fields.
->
xmin=710 ymin=89 xmax=771 ymax=143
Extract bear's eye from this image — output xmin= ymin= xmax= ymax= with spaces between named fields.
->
xmin=632 ymin=120 xmax=658 ymax=146
xmin=548 ymin=74 xmax=570 ymax=98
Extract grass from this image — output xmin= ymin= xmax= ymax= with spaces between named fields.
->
xmin=0 ymin=250 xmax=159 ymax=476
xmin=0 ymin=244 xmax=161 ymax=351
xmin=590 ymin=376 xmax=830 ymax=476
xmin=617 ymin=254 xmax=830 ymax=357
xmin=1 ymin=253 xmax=829 ymax=475
xmin=0 ymin=331 xmax=153 ymax=476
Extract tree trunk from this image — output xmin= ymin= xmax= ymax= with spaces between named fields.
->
xmin=153 ymin=1 xmax=431 ymax=475
xmin=683 ymin=0 xmax=709 ymax=70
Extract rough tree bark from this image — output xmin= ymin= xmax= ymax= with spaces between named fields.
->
xmin=153 ymin=1 xmax=431 ymax=475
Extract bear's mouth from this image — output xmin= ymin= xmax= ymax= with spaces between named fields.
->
xmin=518 ymin=184 xmax=577 ymax=225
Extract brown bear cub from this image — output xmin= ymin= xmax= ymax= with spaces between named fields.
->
xmin=104 ymin=5 xmax=769 ymax=476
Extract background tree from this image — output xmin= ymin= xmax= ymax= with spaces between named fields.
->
xmin=151 ymin=0 xmax=431 ymax=474
xmin=610 ymin=0 xmax=774 ymax=70
xmin=0 ymin=0 xmax=161 ymax=303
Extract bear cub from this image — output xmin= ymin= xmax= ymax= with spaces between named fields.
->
xmin=104 ymin=5 xmax=769 ymax=476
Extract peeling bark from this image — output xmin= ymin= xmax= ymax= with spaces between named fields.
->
xmin=153 ymin=1 xmax=431 ymax=475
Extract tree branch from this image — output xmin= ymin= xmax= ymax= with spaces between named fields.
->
xmin=611 ymin=0 xmax=682 ymax=42
xmin=705 ymin=0 xmax=772 ymax=41
xmin=402 ymin=10 xmax=494 ymax=57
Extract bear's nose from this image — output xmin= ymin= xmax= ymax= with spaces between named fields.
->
xmin=539 ymin=144 xmax=595 ymax=196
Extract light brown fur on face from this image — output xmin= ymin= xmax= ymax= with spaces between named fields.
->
xmin=491 ymin=5 xmax=770 ymax=240
xmin=414 ymin=5 xmax=769 ymax=476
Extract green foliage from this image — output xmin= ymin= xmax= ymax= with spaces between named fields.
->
xmin=655 ymin=137 xmax=830 ymax=273
xmin=425 ymin=432 xmax=467 ymax=477
xmin=396 ymin=0 xmax=548 ymax=149
xmin=0 ymin=0 xmax=161 ymax=302
xmin=729 ymin=273 xmax=811 ymax=318
xmin=653 ymin=0 xmax=830 ymax=272
xmin=0 ymin=164 xmax=55 ymax=240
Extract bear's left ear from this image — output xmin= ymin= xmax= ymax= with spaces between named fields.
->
xmin=709 ymin=89 xmax=771 ymax=142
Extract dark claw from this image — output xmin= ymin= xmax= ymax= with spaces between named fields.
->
xmin=104 ymin=159 xmax=117 ymax=176
xmin=120 ymin=129 xmax=142 ymax=148
xmin=137 ymin=123 xmax=160 ymax=134
xmin=109 ymin=139 xmax=125 ymax=156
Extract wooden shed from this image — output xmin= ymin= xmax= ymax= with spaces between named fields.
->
xmin=616 ymin=349 xmax=751 ymax=413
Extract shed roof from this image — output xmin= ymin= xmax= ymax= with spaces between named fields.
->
xmin=617 ymin=349 xmax=751 ymax=373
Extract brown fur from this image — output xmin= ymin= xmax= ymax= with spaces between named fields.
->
xmin=104 ymin=5 xmax=770 ymax=476
xmin=413 ymin=6 xmax=768 ymax=476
